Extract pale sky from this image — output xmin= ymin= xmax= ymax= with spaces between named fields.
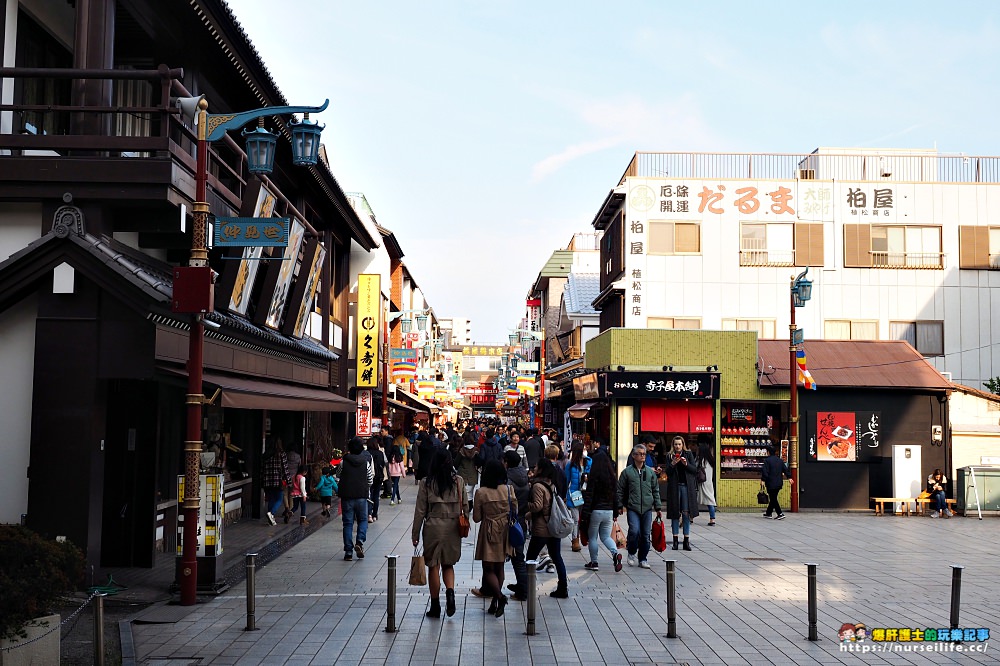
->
xmin=227 ymin=1 xmax=1000 ymax=343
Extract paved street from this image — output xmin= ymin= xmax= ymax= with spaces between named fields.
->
xmin=131 ymin=500 xmax=1000 ymax=666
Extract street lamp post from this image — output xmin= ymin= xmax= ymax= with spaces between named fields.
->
xmin=175 ymin=96 xmax=328 ymax=606
xmin=788 ymin=268 xmax=813 ymax=514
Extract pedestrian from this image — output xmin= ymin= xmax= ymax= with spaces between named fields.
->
xmin=290 ymin=463 xmax=310 ymax=525
xmin=415 ymin=431 xmax=437 ymax=482
xmin=526 ymin=458 xmax=569 ymax=598
xmin=927 ymin=469 xmax=951 ymax=518
xmin=367 ymin=438 xmax=386 ymax=522
xmin=473 ymin=460 xmax=514 ymax=617
xmin=664 ymin=436 xmax=698 ymax=550
xmin=282 ymin=443 xmax=302 ymax=523
xmin=523 ymin=429 xmax=544 ymax=470
xmin=697 ymin=440 xmax=717 ymax=526
xmin=504 ymin=432 xmax=528 ymax=470
xmin=411 ymin=448 xmax=467 ymax=618
xmin=338 ymin=436 xmax=374 ymax=561
xmin=314 ymin=466 xmax=338 ymax=517
xmin=501 ymin=449 xmax=530 ymax=601
xmin=761 ymin=444 xmax=793 ymax=520
xmin=582 ymin=450 xmax=622 ymax=571
xmin=388 ymin=444 xmax=405 ymax=506
xmin=454 ymin=434 xmax=479 ymax=513
xmin=261 ymin=438 xmax=291 ymax=526
xmin=565 ymin=439 xmax=591 ymax=553
xmin=616 ymin=444 xmax=662 ymax=569
xmin=544 ymin=444 xmax=568 ymax=498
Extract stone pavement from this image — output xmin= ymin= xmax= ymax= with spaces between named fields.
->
xmin=130 ymin=497 xmax=1000 ymax=666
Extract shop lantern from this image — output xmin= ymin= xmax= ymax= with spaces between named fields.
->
xmin=289 ymin=113 xmax=324 ymax=166
xmin=242 ymin=122 xmax=278 ymax=175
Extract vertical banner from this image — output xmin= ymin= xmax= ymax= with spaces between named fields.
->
xmin=228 ymin=185 xmax=276 ymax=315
xmin=357 ymin=388 xmax=372 ymax=436
xmin=176 ymin=474 xmax=224 ymax=557
xmin=356 ymin=274 xmax=380 ymax=388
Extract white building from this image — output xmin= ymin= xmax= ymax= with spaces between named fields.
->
xmin=591 ymin=148 xmax=1000 ymax=389
xmin=439 ymin=318 xmax=472 ymax=347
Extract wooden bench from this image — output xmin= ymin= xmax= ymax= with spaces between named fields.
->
xmin=870 ymin=497 xmax=913 ymax=516
xmin=913 ymin=497 xmax=959 ymax=516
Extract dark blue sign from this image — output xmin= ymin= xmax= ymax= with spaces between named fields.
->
xmin=214 ymin=217 xmax=290 ymax=247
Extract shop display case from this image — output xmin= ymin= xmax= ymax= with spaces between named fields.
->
xmin=719 ymin=403 xmax=782 ymax=480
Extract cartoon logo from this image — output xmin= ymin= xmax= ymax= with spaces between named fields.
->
xmin=839 ymin=622 xmax=867 ymax=642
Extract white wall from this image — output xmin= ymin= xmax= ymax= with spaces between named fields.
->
xmin=0 ymin=203 xmax=42 ymax=260
xmin=623 ymin=176 xmax=1000 ymax=388
xmin=0 ymin=295 xmax=36 ymax=524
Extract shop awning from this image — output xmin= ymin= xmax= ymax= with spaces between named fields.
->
xmin=567 ymin=401 xmax=604 ymax=419
xmin=159 ymin=366 xmax=356 ymax=412
xmin=641 ymin=400 xmax=714 ymax=433
xmin=396 ymin=387 xmax=440 ymax=412
xmin=387 ymin=398 xmax=419 ymax=414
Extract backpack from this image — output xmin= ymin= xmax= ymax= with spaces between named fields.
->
xmin=540 ymin=482 xmax=574 ymax=538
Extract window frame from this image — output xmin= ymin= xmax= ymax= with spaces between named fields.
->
xmin=721 ymin=318 xmax=777 ymax=338
xmin=647 ymin=316 xmax=702 ymax=330
xmin=889 ymin=320 xmax=944 ymax=357
xmin=823 ymin=319 xmax=879 ymax=340
xmin=647 ymin=220 xmax=702 ymax=255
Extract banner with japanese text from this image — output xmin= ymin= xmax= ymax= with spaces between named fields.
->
xmin=356 ymin=274 xmax=380 ymax=388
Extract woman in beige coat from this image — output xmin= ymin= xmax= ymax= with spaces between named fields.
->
xmin=473 ymin=459 xmax=514 ymax=617
xmin=412 ymin=449 xmax=468 ymax=618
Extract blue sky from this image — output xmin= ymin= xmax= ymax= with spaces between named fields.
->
xmin=228 ymin=1 xmax=1000 ymax=342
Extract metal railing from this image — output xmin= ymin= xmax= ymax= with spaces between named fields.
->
xmin=870 ymin=251 xmax=945 ymax=269
xmin=739 ymin=248 xmax=795 ymax=267
xmin=620 ymin=150 xmax=1000 ymax=185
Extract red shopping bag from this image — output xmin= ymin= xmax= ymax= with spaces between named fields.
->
xmin=651 ymin=516 xmax=667 ymax=553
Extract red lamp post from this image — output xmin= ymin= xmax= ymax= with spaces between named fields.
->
xmin=788 ymin=268 xmax=812 ymax=513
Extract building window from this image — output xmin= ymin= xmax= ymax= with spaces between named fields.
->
xmin=890 ymin=321 xmax=944 ymax=357
xmin=740 ymin=223 xmax=793 ymax=266
xmin=648 ymin=317 xmax=701 ymax=330
xmin=722 ymin=318 xmax=777 ymax=338
xmin=846 ymin=224 xmax=942 ymax=268
xmin=958 ymin=226 xmax=1000 ymax=269
xmin=648 ymin=221 xmax=701 ymax=254
xmin=824 ymin=319 xmax=878 ymax=340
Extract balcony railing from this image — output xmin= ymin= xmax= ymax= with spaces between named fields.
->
xmin=739 ymin=237 xmax=794 ymax=266
xmin=870 ymin=251 xmax=945 ymax=269
xmin=620 ymin=151 xmax=1000 ymax=185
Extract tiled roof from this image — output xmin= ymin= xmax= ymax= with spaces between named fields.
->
xmin=565 ymin=273 xmax=600 ymax=315
xmin=757 ymin=339 xmax=950 ymax=390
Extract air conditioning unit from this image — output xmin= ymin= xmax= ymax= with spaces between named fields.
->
xmin=796 ymin=169 xmax=816 ymax=180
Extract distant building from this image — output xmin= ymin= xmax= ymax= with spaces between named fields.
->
xmin=439 ymin=317 xmax=472 ymax=347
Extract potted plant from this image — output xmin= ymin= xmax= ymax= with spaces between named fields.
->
xmin=0 ymin=526 xmax=83 ymax=662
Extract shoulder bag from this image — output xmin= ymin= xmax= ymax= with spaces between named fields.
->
xmin=507 ymin=486 xmax=525 ymax=549
xmin=757 ymin=482 xmax=769 ymax=505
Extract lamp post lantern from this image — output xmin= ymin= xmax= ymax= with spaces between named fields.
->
xmin=175 ymin=96 xmax=328 ymax=606
xmin=788 ymin=268 xmax=812 ymax=514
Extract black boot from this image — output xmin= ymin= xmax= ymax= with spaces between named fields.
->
xmin=683 ymin=537 xmax=692 ymax=551
xmin=672 ymin=535 xmax=679 ymax=550
xmin=426 ymin=596 xmax=441 ymax=618
xmin=445 ymin=588 xmax=456 ymax=617
xmin=549 ymin=580 xmax=568 ymax=599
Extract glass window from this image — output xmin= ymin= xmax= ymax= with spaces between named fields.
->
xmin=648 ymin=317 xmax=701 ymax=330
xmin=740 ymin=222 xmax=793 ymax=265
xmin=825 ymin=320 xmax=877 ymax=340
xmin=649 ymin=221 xmax=701 ymax=255
xmin=871 ymin=225 xmax=942 ymax=268
xmin=891 ymin=320 xmax=944 ymax=356
xmin=722 ymin=318 xmax=777 ymax=338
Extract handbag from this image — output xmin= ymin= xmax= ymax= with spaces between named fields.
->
xmin=458 ymin=510 xmax=470 ymax=538
xmin=612 ymin=520 xmax=627 ymax=548
xmin=696 ymin=460 xmax=707 ymax=484
xmin=651 ymin=516 xmax=667 ymax=553
xmin=579 ymin=511 xmax=590 ymax=547
xmin=507 ymin=486 xmax=525 ymax=549
xmin=757 ymin=483 xmax=769 ymax=505
xmin=409 ymin=545 xmax=427 ymax=586
xmin=568 ymin=490 xmax=584 ymax=507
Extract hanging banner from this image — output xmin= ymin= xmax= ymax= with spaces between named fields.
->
xmin=227 ymin=185 xmax=276 ymax=315
xmin=356 ymin=388 xmax=372 ymax=436
xmin=356 ymin=274 xmax=380 ymax=388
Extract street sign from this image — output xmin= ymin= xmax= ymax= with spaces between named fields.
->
xmin=214 ymin=216 xmax=290 ymax=247
xmin=792 ymin=328 xmax=804 ymax=345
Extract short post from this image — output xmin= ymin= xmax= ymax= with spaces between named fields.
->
xmin=385 ymin=555 xmax=397 ymax=633
xmin=526 ymin=559 xmax=537 ymax=636
xmin=665 ymin=560 xmax=677 ymax=638
xmin=950 ymin=565 xmax=964 ymax=630
xmin=806 ymin=563 xmax=818 ymax=641
xmin=244 ymin=552 xmax=258 ymax=631
xmin=93 ymin=592 xmax=105 ymax=666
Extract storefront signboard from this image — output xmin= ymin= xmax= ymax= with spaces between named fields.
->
xmin=357 ymin=389 xmax=372 ymax=436
xmin=356 ymin=274 xmax=380 ymax=387
xmin=176 ymin=474 xmax=224 ymax=558
xmin=602 ymin=371 xmax=719 ymax=400
xmin=573 ymin=373 xmax=600 ymax=400
xmin=728 ymin=406 xmax=755 ymax=422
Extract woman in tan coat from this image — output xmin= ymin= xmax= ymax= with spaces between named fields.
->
xmin=412 ymin=449 xmax=468 ymax=618
xmin=473 ymin=459 xmax=514 ymax=617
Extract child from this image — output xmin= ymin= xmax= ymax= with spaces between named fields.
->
xmin=315 ymin=466 xmax=338 ymax=517
xmin=388 ymin=447 xmax=405 ymax=505
xmin=291 ymin=464 xmax=309 ymax=525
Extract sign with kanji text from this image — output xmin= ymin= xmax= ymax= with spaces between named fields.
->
xmin=356 ymin=389 xmax=372 ymax=436
xmin=214 ymin=217 xmax=290 ymax=247
xmin=356 ymin=274 xmax=380 ymax=388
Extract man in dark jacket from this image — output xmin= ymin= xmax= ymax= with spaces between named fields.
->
xmin=338 ymin=436 xmax=375 ymax=561
xmin=761 ymin=445 xmax=793 ymax=520
xmin=503 ymin=450 xmax=531 ymax=599
xmin=523 ymin=429 xmax=544 ymax=471
xmin=475 ymin=429 xmax=503 ymax=467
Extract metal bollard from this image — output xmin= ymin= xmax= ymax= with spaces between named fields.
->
xmin=245 ymin=552 xmax=258 ymax=631
xmin=665 ymin=560 xmax=676 ymax=638
xmin=386 ymin=555 xmax=397 ymax=633
xmin=950 ymin=565 xmax=964 ymax=630
xmin=526 ymin=559 xmax=537 ymax=636
xmin=806 ymin=563 xmax=818 ymax=641
xmin=93 ymin=592 xmax=105 ymax=666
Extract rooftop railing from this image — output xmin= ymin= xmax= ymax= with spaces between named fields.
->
xmin=619 ymin=151 xmax=1000 ymax=185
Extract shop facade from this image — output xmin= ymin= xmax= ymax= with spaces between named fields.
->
xmin=583 ymin=328 xmax=791 ymax=509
